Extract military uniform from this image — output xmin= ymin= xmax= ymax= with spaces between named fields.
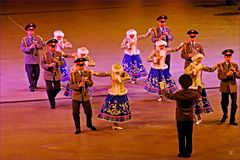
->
xmin=70 ymin=58 xmax=96 ymax=134
xmin=20 ymin=23 xmax=44 ymax=91
xmin=41 ymin=39 xmax=64 ymax=109
xmin=151 ymin=15 xmax=174 ymax=70
xmin=216 ymin=49 xmax=240 ymax=125
xmin=181 ymin=30 xmax=204 ymax=69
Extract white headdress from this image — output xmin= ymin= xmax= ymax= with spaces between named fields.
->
xmin=126 ymin=29 xmax=137 ymax=40
xmin=78 ymin=47 xmax=89 ymax=55
xmin=54 ymin=30 xmax=64 ymax=38
xmin=74 ymin=47 xmax=89 ymax=60
xmin=155 ymin=40 xmax=167 ymax=47
xmin=191 ymin=54 xmax=204 ymax=62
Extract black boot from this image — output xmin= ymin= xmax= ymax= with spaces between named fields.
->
xmin=220 ymin=114 xmax=228 ymax=123
xmin=229 ymin=106 xmax=238 ymax=125
xmin=86 ymin=114 xmax=97 ymax=131
xmin=73 ymin=114 xmax=81 ymax=134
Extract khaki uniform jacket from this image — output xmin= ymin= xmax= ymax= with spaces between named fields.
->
xmin=40 ymin=51 xmax=64 ymax=81
xmin=20 ymin=35 xmax=44 ymax=64
xmin=70 ymin=69 xmax=93 ymax=101
xmin=217 ymin=62 xmax=240 ymax=93
xmin=181 ymin=42 xmax=204 ymax=69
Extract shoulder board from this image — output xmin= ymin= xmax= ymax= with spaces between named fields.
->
xmin=35 ymin=35 xmax=43 ymax=39
xmin=84 ymin=69 xmax=91 ymax=73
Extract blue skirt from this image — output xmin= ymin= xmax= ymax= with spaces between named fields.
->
xmin=60 ymin=58 xmax=70 ymax=82
xmin=194 ymin=88 xmax=213 ymax=115
xmin=144 ymin=67 xmax=178 ymax=94
xmin=122 ymin=54 xmax=147 ymax=79
xmin=98 ymin=94 xmax=131 ymax=122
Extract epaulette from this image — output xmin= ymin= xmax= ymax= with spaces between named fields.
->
xmin=22 ymin=37 xmax=27 ymax=47
xmin=70 ymin=66 xmax=78 ymax=73
xmin=84 ymin=69 xmax=91 ymax=73
xmin=35 ymin=35 xmax=43 ymax=40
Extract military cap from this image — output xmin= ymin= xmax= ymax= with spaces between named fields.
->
xmin=187 ymin=30 xmax=199 ymax=36
xmin=222 ymin=49 xmax=234 ymax=56
xmin=74 ymin=57 xmax=87 ymax=63
xmin=156 ymin=15 xmax=168 ymax=21
xmin=179 ymin=74 xmax=193 ymax=89
xmin=45 ymin=38 xmax=58 ymax=45
xmin=25 ymin=23 xmax=36 ymax=31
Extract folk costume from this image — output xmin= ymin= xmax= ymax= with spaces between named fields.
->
xmin=121 ymin=29 xmax=151 ymax=83
xmin=92 ymin=64 xmax=131 ymax=130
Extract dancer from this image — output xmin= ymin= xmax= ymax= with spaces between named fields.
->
xmin=216 ymin=49 xmax=240 ymax=125
xmin=72 ymin=47 xmax=96 ymax=67
xmin=184 ymin=54 xmax=217 ymax=124
xmin=144 ymin=40 xmax=184 ymax=101
xmin=160 ymin=74 xmax=202 ymax=158
xmin=20 ymin=23 xmax=44 ymax=92
xmin=40 ymin=39 xmax=64 ymax=109
xmin=121 ymin=28 xmax=151 ymax=83
xmin=53 ymin=30 xmax=73 ymax=82
xmin=70 ymin=57 xmax=97 ymax=134
xmin=92 ymin=64 xmax=131 ymax=130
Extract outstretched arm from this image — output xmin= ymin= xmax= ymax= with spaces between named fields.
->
xmin=91 ymin=70 xmax=111 ymax=77
xmin=166 ymin=42 xmax=185 ymax=53
xmin=137 ymin=27 xmax=154 ymax=40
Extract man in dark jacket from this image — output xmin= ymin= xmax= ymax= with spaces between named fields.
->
xmin=160 ymin=74 xmax=202 ymax=158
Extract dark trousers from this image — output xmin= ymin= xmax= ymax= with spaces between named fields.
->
xmin=221 ymin=92 xmax=238 ymax=123
xmin=45 ymin=80 xmax=61 ymax=106
xmin=177 ymin=121 xmax=193 ymax=156
xmin=72 ymin=99 xmax=93 ymax=131
xmin=25 ymin=64 xmax=40 ymax=89
xmin=165 ymin=54 xmax=171 ymax=71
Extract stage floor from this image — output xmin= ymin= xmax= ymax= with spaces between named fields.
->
xmin=0 ymin=0 xmax=239 ymax=159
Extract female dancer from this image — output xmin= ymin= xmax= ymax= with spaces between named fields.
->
xmin=144 ymin=40 xmax=184 ymax=101
xmin=184 ymin=54 xmax=216 ymax=124
xmin=92 ymin=64 xmax=131 ymax=130
xmin=121 ymin=28 xmax=152 ymax=83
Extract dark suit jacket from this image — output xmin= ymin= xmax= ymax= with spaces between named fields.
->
xmin=217 ymin=62 xmax=240 ymax=93
xmin=162 ymin=87 xmax=202 ymax=121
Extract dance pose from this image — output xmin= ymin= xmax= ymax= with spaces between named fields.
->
xmin=144 ymin=40 xmax=184 ymax=101
xmin=184 ymin=54 xmax=216 ymax=124
xmin=92 ymin=64 xmax=131 ymax=130
xmin=53 ymin=30 xmax=73 ymax=83
xmin=121 ymin=28 xmax=151 ymax=83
